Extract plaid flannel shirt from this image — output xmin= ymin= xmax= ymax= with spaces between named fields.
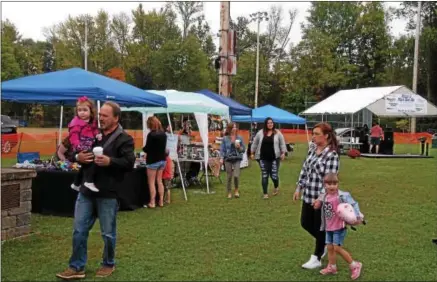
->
xmin=296 ymin=143 xmax=340 ymax=204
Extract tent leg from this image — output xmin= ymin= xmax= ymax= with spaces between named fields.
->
xmin=167 ymin=112 xmax=187 ymax=201
xmin=176 ymin=157 xmax=187 ymax=201
xmin=351 ymin=114 xmax=354 ymax=143
xmin=142 ymin=113 xmax=147 ymax=147
xmin=97 ymin=100 xmax=101 ymax=128
xmin=58 ymin=105 xmax=64 ymax=146
xmin=305 ymin=123 xmax=310 ymax=146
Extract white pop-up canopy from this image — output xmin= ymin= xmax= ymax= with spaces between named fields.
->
xmin=301 ymin=85 xmax=437 ymax=117
xmin=122 ymin=90 xmax=231 ymax=198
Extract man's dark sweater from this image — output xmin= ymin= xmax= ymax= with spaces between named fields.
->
xmin=80 ymin=126 xmax=135 ymax=199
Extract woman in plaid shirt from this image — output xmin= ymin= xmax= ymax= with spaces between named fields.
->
xmin=293 ymin=122 xmax=340 ymax=270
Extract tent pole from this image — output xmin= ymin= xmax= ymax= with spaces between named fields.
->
xmin=351 ymin=114 xmax=354 ymax=143
xmin=167 ymin=111 xmax=187 ymax=201
xmin=97 ymin=100 xmax=101 ymax=128
xmin=142 ymin=113 xmax=147 ymax=147
xmin=305 ymin=123 xmax=310 ymax=146
xmin=58 ymin=104 xmax=64 ymax=146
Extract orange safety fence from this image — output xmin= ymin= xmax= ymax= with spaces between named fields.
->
xmin=1 ymin=129 xmax=433 ymax=158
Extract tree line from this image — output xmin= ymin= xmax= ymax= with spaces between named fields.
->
xmin=2 ymin=2 xmax=436 ymax=130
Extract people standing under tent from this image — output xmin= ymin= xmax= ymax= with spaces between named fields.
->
xmin=179 ymin=118 xmax=201 ymax=184
xmin=293 ymin=122 xmax=340 ymax=270
xmin=143 ymin=116 xmax=167 ymax=208
xmin=369 ymin=122 xmax=384 ymax=154
xmin=69 ymin=96 xmax=101 ymax=193
xmin=56 ymin=101 xmax=135 ymax=279
xmin=250 ymin=117 xmax=287 ymax=199
xmin=220 ymin=122 xmax=246 ymax=199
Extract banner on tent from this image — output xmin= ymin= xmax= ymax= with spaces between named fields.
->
xmin=385 ymin=94 xmax=427 ymax=114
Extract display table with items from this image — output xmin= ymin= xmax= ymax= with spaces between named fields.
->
xmin=15 ymin=159 xmax=150 ymax=217
xmin=175 ymin=143 xmax=222 ymax=188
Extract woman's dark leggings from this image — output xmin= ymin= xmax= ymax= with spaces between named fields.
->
xmin=258 ymin=158 xmax=280 ymax=194
xmin=301 ymin=202 xmax=326 ymax=260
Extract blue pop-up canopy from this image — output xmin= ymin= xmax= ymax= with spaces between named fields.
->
xmin=1 ymin=68 xmax=167 ymax=107
xmin=196 ymin=89 xmax=252 ymax=116
xmin=232 ymin=104 xmax=306 ymax=124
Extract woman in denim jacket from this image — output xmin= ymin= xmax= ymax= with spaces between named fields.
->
xmin=220 ymin=122 xmax=245 ymax=199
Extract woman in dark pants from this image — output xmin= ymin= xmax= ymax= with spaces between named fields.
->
xmin=250 ymin=117 xmax=286 ymax=199
xmin=293 ymin=122 xmax=340 ymax=269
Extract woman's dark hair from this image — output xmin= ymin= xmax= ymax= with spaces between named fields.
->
xmin=263 ymin=117 xmax=275 ymax=136
xmin=224 ymin=122 xmax=237 ymax=136
xmin=313 ymin=122 xmax=338 ymax=152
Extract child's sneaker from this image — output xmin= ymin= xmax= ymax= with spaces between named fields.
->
xmin=350 ymin=261 xmax=362 ymax=280
xmin=320 ymin=264 xmax=337 ymax=275
xmin=84 ymin=182 xmax=99 ymax=192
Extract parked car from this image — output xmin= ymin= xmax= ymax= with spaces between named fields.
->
xmin=335 ymin=127 xmax=361 ymax=144
xmin=1 ymin=115 xmax=19 ymax=153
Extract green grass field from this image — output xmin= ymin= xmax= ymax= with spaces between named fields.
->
xmin=1 ymin=145 xmax=437 ymax=281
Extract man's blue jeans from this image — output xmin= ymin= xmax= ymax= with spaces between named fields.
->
xmin=69 ymin=192 xmax=118 ymax=271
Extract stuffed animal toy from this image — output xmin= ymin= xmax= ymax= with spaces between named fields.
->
xmin=336 ymin=203 xmax=365 ymax=225
xmin=71 ymin=163 xmax=80 ymax=171
xmin=347 ymin=148 xmax=361 ymax=159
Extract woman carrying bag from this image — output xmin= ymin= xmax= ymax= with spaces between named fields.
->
xmin=220 ymin=122 xmax=246 ymax=199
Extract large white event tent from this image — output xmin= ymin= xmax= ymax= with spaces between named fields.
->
xmin=122 ymin=90 xmax=230 ymax=199
xmin=301 ymin=86 xmax=437 ymax=128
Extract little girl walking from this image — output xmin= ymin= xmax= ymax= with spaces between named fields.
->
xmin=69 ymin=96 xmax=101 ymax=192
xmin=313 ymin=173 xmax=363 ymax=280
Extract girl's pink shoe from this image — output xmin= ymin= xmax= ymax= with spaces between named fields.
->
xmin=320 ymin=264 xmax=337 ymax=275
xmin=350 ymin=261 xmax=362 ymax=280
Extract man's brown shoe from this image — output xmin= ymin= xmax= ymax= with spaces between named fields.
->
xmin=56 ymin=267 xmax=85 ymax=280
xmin=96 ymin=266 xmax=115 ymax=278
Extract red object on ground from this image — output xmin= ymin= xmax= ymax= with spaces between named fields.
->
xmin=347 ymin=148 xmax=361 ymax=159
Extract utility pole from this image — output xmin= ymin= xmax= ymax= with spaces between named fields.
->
xmin=255 ymin=19 xmax=260 ymax=108
xmin=250 ymin=11 xmax=268 ymax=108
xmin=411 ymin=1 xmax=421 ymax=133
xmin=84 ymin=19 xmax=88 ymax=71
xmin=218 ymin=2 xmax=230 ymax=97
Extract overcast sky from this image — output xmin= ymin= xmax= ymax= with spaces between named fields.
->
xmin=2 ymin=1 xmax=410 ymax=48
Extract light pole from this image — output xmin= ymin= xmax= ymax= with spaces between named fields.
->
xmin=250 ymin=11 xmax=268 ymax=108
xmin=411 ymin=1 xmax=421 ymax=134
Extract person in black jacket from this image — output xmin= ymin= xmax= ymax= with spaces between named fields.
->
xmin=56 ymin=101 xmax=135 ymax=280
xmin=143 ymin=116 xmax=167 ymax=208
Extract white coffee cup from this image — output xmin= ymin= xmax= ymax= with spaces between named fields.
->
xmin=93 ymin=146 xmax=104 ymax=156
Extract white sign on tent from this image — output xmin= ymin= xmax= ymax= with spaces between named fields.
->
xmin=165 ymin=133 xmax=179 ymax=160
xmin=385 ymin=93 xmax=427 ymax=114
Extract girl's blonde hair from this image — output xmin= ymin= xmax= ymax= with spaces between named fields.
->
xmin=324 ymin=173 xmax=339 ymax=184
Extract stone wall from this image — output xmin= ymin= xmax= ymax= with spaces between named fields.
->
xmin=1 ymin=168 xmax=36 ymax=241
